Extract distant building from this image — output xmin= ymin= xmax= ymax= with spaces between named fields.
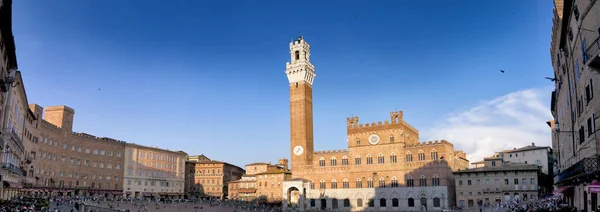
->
xmin=454 ymin=163 xmax=541 ymax=209
xmin=122 ymin=143 xmax=187 ymax=200
xmin=228 ymin=159 xmax=291 ymax=204
xmin=184 ymin=155 xmax=244 ymax=199
xmin=469 ymin=143 xmax=553 ymax=195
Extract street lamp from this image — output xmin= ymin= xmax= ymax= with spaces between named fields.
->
xmin=0 ymin=69 xmax=19 ymax=93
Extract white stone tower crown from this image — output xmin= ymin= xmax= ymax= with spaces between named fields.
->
xmin=285 ymin=36 xmax=316 ymax=85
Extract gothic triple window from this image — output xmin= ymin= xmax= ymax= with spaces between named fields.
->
xmin=418 ymin=152 xmax=425 ymax=161
xmin=391 ymin=177 xmax=399 ymax=187
xmin=431 ymin=151 xmax=438 ymax=160
xmin=330 ymin=157 xmax=337 ymax=166
xmin=342 ymin=156 xmax=349 ymax=166
xmin=355 ymin=156 xmax=362 ymax=165
xmin=390 ymin=153 xmax=397 ymax=163
xmin=366 ymin=154 xmax=373 ymax=165
xmin=377 ymin=154 xmax=385 ymax=164
xmin=406 ymin=153 xmax=413 ymax=162
xmin=319 ymin=158 xmax=325 ymax=167
xmin=406 ymin=176 xmax=414 ymax=187
xmin=419 ymin=175 xmax=427 ymax=186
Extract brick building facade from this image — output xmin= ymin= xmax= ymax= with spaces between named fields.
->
xmin=281 ymin=36 xmax=469 ymax=211
xmin=185 ymin=155 xmax=244 ymax=199
xmin=123 ymin=144 xmax=186 ymax=199
xmin=228 ymin=159 xmax=291 ymax=203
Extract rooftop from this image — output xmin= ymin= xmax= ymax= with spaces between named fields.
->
xmin=454 ymin=163 xmax=540 ymax=173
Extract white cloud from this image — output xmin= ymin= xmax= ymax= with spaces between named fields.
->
xmin=423 ymin=88 xmax=553 ymax=164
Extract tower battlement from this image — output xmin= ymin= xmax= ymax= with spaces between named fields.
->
xmin=346 ymin=111 xmax=418 ymax=134
xmin=404 ymin=140 xmax=453 ymax=148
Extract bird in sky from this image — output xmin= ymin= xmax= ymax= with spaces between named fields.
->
xmin=545 ymin=77 xmax=557 ymax=82
xmin=500 ymin=70 xmax=505 ymax=73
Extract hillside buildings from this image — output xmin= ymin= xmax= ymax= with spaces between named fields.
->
xmin=550 ymin=0 xmax=600 ymax=211
xmin=281 ymin=36 xmax=469 ymax=211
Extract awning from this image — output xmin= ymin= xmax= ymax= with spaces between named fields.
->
xmin=142 ymin=192 xmax=151 ymax=197
xmin=588 ymin=181 xmax=600 ymax=193
xmin=554 ymin=186 xmax=574 ymax=194
xmin=125 ymin=191 xmax=132 ymax=194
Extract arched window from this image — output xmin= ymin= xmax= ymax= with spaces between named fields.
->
xmin=366 ymin=154 xmax=373 ymax=164
xmin=433 ymin=197 xmax=441 ymax=207
xmin=389 ymin=135 xmax=395 ymax=143
xmin=420 ymin=175 xmax=427 ymax=186
xmin=356 ymin=138 xmax=360 ymax=146
xmin=431 ymin=150 xmax=438 ymax=161
xmin=368 ymin=199 xmax=374 ymax=207
xmin=418 ymin=151 xmax=425 ymax=161
xmin=391 ymin=176 xmax=399 ymax=187
xmin=378 ymin=153 xmax=385 ymax=164
xmin=357 ymin=198 xmax=363 ymax=207
xmin=406 ymin=176 xmax=414 ymax=187
xmin=319 ymin=157 xmax=325 ymax=167
xmin=432 ymin=174 xmax=440 ymax=186
xmin=392 ymin=198 xmax=399 ymax=207
xmin=342 ymin=156 xmax=349 ymax=166
xmin=356 ymin=178 xmax=363 ymax=188
xmin=380 ymin=198 xmax=387 ymax=207
xmin=310 ymin=199 xmax=316 ymax=207
xmin=342 ymin=178 xmax=349 ymax=188
xmin=319 ymin=179 xmax=326 ymax=189
xmin=367 ymin=178 xmax=374 ymax=188
xmin=343 ymin=198 xmax=350 ymax=207
xmin=406 ymin=152 xmax=413 ymax=162
xmin=330 ymin=157 xmax=337 ymax=166
xmin=294 ymin=51 xmax=300 ymax=60
xmin=408 ymin=198 xmax=415 ymax=207
xmin=355 ymin=155 xmax=362 ymax=165
xmin=331 ymin=179 xmax=338 ymax=189
xmin=390 ymin=152 xmax=397 ymax=163
xmin=310 ymin=180 xmax=315 ymax=189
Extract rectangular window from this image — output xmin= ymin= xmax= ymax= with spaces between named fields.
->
xmin=514 ymin=179 xmax=519 ymax=185
xmin=467 ymin=180 xmax=471 ymax=185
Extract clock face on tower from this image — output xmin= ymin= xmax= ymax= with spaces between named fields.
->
xmin=368 ymin=134 xmax=380 ymax=145
xmin=293 ymin=145 xmax=304 ymax=156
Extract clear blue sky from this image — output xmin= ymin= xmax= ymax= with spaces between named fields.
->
xmin=12 ymin=1 xmax=554 ymax=168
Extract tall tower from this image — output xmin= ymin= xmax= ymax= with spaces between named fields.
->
xmin=286 ymin=36 xmax=315 ymax=171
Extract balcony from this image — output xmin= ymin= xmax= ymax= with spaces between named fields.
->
xmin=556 ymin=155 xmax=600 ymax=186
xmin=1 ymin=163 xmax=24 ymax=176
xmin=10 ymin=128 xmax=23 ymax=151
xmin=585 ymin=37 xmax=600 ymax=71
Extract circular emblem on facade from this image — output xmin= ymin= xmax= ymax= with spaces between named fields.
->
xmin=293 ymin=145 xmax=304 ymax=156
xmin=368 ymin=134 xmax=380 ymax=145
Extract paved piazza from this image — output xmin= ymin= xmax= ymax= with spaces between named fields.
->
xmin=84 ymin=201 xmax=264 ymax=212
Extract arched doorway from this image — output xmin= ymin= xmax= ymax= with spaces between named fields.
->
xmin=420 ymin=197 xmax=427 ymax=211
xmin=320 ymin=199 xmax=327 ymax=210
xmin=287 ymin=187 xmax=300 ymax=208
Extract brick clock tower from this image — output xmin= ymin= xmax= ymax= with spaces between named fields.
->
xmin=286 ymin=36 xmax=315 ymax=172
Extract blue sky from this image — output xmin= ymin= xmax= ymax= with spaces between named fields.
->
xmin=12 ymin=1 xmax=554 ymax=168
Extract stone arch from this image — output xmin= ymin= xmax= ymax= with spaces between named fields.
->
xmin=405 ymin=151 xmax=412 ymax=155
xmin=319 ymin=157 xmax=325 ymax=160
xmin=354 ymin=192 xmax=364 ymax=199
xmin=355 ymin=155 xmax=361 ymax=158
xmin=390 ymin=191 xmax=400 ymax=199
xmin=342 ymin=156 xmax=348 ymax=159
xmin=377 ymin=192 xmax=387 ymax=199
xmin=405 ymin=191 xmax=415 ymax=199
xmin=332 ymin=178 xmax=337 ymax=183
xmin=331 ymin=156 xmax=336 ymax=160
xmin=366 ymin=154 xmax=372 ymax=157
